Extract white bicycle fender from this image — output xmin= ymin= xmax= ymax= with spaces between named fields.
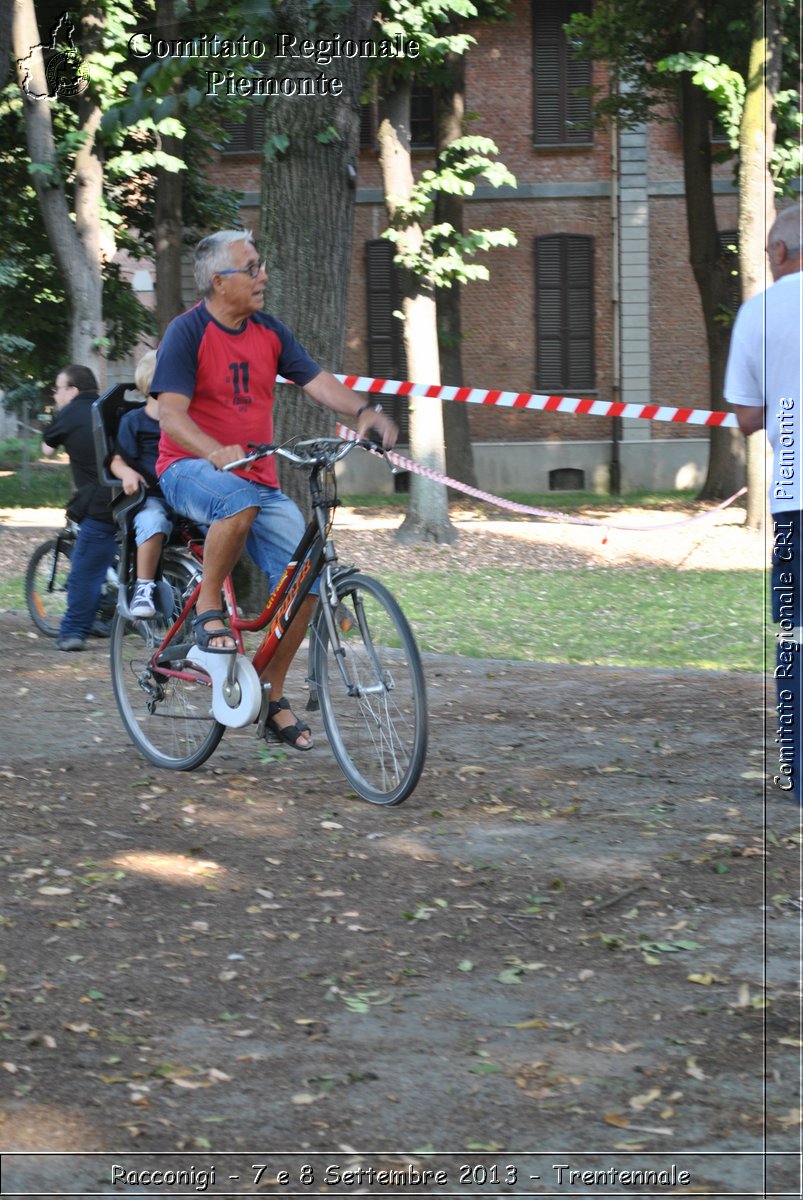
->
xmin=186 ymin=647 xmax=263 ymax=728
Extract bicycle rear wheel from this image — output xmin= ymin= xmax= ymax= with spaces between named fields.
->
xmin=25 ymin=537 xmax=73 ymax=636
xmin=311 ymin=572 xmax=427 ymax=806
xmin=110 ymin=558 xmax=224 ymax=771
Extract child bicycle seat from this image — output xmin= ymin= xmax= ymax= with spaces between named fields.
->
xmin=91 ymin=383 xmax=200 ymax=622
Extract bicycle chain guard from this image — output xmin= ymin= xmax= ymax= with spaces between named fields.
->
xmin=185 ymin=647 xmax=263 ymax=728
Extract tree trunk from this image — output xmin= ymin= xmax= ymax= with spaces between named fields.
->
xmin=154 ymin=0 xmax=185 ymax=337
xmin=435 ymin=50 xmax=478 ymax=492
xmin=261 ymin=0 xmax=373 ymax=518
xmin=739 ymin=0 xmax=781 ymax=532
xmin=0 ymin=2 xmax=13 ymax=88
xmin=378 ymin=81 xmax=457 ymax=544
xmin=13 ymin=0 xmax=103 ymax=374
xmin=679 ymin=7 xmax=745 ymax=500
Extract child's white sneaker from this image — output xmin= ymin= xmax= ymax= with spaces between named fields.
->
xmin=130 ymin=579 xmax=157 ymax=619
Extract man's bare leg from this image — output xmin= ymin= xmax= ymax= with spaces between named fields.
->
xmin=196 ymin=508 xmax=258 ymax=648
xmin=261 ymin=594 xmax=317 ymax=748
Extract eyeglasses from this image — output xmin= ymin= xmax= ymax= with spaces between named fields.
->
xmin=216 ymin=259 xmax=266 ymax=280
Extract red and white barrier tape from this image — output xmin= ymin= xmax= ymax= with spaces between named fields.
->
xmin=335 ymin=422 xmax=747 ymax=533
xmin=334 ymin=374 xmax=740 ymax=430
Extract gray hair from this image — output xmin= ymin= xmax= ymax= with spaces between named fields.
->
xmin=194 ymin=229 xmax=257 ymax=297
xmin=768 ymin=205 xmax=802 ymax=258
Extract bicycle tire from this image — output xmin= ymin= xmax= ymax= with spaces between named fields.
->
xmin=25 ymin=537 xmax=73 ymax=636
xmin=311 ymin=572 xmax=427 ymax=806
xmin=110 ymin=556 xmax=224 ymax=771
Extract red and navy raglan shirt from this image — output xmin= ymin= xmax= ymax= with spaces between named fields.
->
xmin=152 ymin=302 xmax=322 ymax=489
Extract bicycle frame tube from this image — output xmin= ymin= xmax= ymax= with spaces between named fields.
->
xmin=152 ymin=516 xmax=327 ymax=685
xmin=143 ymin=473 xmax=334 ymax=685
xmin=47 ymin=529 xmax=74 ymax=591
xmin=249 ymin=520 xmax=327 ymax=676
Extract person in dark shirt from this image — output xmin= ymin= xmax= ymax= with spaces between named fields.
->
xmin=41 ymin=365 xmax=117 ymax=651
xmin=109 ymin=351 xmax=172 ymax=619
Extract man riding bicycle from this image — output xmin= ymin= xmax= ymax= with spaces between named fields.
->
xmin=151 ymin=229 xmax=397 ymax=750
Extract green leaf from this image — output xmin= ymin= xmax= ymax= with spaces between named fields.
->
xmin=497 ymin=967 xmax=524 ymax=984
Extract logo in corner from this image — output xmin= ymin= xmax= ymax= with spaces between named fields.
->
xmin=18 ymin=13 xmax=89 ymax=101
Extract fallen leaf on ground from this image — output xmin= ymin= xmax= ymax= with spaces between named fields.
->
xmin=685 ymin=1056 xmax=708 ymax=1081
xmin=629 ymin=1087 xmax=661 ymax=1111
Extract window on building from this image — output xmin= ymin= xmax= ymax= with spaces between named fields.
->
xmin=365 ymin=239 xmax=410 ymax=439
xmin=220 ymin=104 xmax=266 ymax=154
xmin=535 ymin=234 xmax=595 ymax=391
xmin=360 ymin=85 xmax=436 ymax=151
xmin=533 ymin=0 xmax=593 ymax=146
xmin=360 ymin=101 xmax=376 ymax=149
xmin=718 ymin=229 xmax=742 ymax=314
xmin=410 ymin=84 xmax=436 ymax=148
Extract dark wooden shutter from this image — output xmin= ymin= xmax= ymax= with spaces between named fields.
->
xmin=536 ymin=234 xmax=595 ymax=391
xmin=533 ymin=0 xmax=592 ymax=146
xmin=365 ymin=240 xmax=409 ymax=439
xmin=410 ymin=85 xmax=436 ymax=148
xmin=221 ymin=105 xmax=265 ymax=154
xmin=718 ymin=229 xmax=742 ymax=314
xmin=360 ymin=102 xmax=375 ymax=149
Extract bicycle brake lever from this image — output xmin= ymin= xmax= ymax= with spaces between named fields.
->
xmin=220 ymin=456 xmax=255 ymax=472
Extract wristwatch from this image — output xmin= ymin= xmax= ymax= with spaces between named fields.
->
xmin=355 ymin=401 xmax=383 ymax=418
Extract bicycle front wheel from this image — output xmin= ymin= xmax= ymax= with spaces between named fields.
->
xmin=110 ymin=560 xmax=223 ymax=771
xmin=26 ymin=537 xmax=72 ymax=636
xmin=311 ymin=573 xmax=427 ymax=805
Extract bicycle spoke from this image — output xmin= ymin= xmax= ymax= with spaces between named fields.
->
xmin=110 ymin=558 xmax=223 ymax=770
xmin=312 ymin=573 xmax=427 ymax=805
xmin=26 ymin=538 xmax=72 ymax=636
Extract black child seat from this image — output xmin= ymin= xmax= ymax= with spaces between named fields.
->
xmin=91 ymin=383 xmax=204 ymax=620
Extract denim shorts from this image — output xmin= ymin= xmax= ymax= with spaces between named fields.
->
xmin=159 ymin=457 xmax=315 ymax=592
xmin=133 ymin=495 xmax=173 ymax=547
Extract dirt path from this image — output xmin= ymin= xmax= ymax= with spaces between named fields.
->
xmin=1 ymin=578 xmax=800 ymax=1196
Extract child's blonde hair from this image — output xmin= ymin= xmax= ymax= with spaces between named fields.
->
xmin=134 ymin=349 xmax=158 ymax=399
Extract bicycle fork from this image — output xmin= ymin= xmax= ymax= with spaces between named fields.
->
xmin=313 ymin=567 xmax=391 ymax=700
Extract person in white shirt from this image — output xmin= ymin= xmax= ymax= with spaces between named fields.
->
xmin=725 ymin=204 xmax=802 ymax=804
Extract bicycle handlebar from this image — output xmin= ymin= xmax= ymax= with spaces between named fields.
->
xmin=222 ymin=435 xmax=383 ymax=474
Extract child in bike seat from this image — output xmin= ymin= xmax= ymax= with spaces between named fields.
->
xmin=109 ymin=350 xmax=173 ymax=619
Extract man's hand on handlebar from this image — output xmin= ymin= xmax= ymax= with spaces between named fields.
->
xmin=356 ymin=406 xmax=398 ymax=451
xmin=207 ymin=444 xmax=249 ymax=470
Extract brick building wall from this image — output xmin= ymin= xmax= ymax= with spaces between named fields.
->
xmin=197 ymin=0 xmax=746 ymax=492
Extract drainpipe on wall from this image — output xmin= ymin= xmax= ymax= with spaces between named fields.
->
xmin=609 ymin=86 xmax=622 ymax=496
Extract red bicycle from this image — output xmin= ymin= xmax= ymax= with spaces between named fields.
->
xmin=108 ymin=437 xmax=428 ymax=806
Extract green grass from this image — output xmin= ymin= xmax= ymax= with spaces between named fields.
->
xmin=0 ymin=462 xmax=71 ymax=508
xmin=1 ymin=564 xmax=769 ymax=671
xmin=1 ymin=577 xmax=24 ymax=610
xmin=343 ymin=487 xmax=706 ymax=513
xmin=380 ymin=567 xmax=768 ymax=673
xmin=0 ymin=478 xmax=766 ymax=672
